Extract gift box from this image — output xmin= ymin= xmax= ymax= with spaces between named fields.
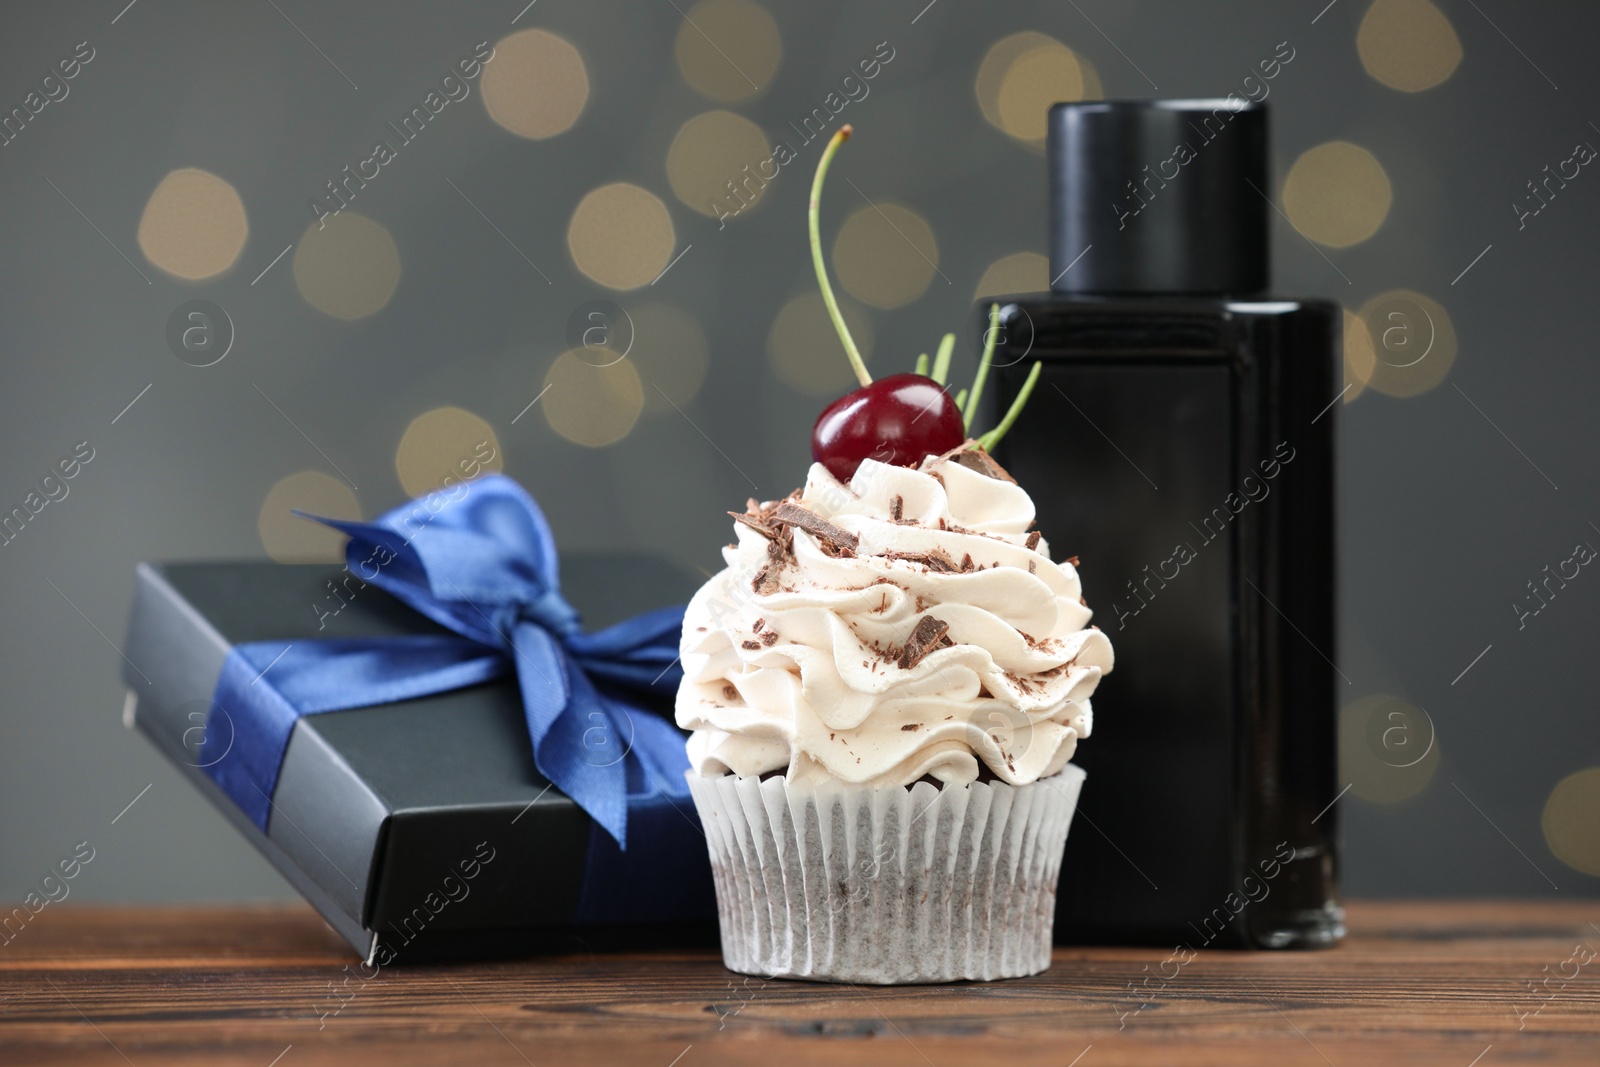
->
xmin=121 ymin=490 xmax=718 ymax=963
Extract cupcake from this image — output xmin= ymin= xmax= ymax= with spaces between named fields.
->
xmin=675 ymin=126 xmax=1113 ymax=984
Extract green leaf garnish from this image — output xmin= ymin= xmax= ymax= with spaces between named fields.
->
xmin=931 ymin=333 xmax=954 ymax=385
xmin=977 ymin=361 xmax=1042 ymax=451
xmin=962 ymin=303 xmax=1001 ymax=431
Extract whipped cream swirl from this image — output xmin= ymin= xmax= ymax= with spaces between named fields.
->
xmin=675 ymin=450 xmax=1113 ymax=788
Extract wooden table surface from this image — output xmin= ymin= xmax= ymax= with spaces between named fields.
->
xmin=1 ymin=901 xmax=1597 ymax=1066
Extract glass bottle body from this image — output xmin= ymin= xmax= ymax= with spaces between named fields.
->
xmin=988 ymin=292 xmax=1344 ymax=949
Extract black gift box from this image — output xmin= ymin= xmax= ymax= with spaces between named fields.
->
xmin=121 ymin=558 xmax=717 ymax=962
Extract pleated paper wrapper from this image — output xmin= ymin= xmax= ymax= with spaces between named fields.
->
xmin=685 ymin=764 xmax=1085 ymax=984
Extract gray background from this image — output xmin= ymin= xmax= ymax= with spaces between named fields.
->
xmin=0 ymin=0 xmax=1595 ymax=904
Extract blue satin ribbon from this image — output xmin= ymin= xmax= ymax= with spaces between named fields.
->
xmin=199 ymin=475 xmax=690 ymax=848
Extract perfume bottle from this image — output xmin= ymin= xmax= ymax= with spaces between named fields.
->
xmin=987 ymin=100 xmax=1344 ymax=948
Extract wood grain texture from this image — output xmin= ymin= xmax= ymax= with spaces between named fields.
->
xmin=1 ymin=901 xmax=1598 ymax=1066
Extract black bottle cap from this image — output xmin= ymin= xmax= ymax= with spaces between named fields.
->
xmin=1048 ymin=99 xmax=1268 ymax=294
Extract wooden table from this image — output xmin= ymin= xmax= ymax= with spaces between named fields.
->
xmin=1 ymin=901 xmax=1597 ymax=1065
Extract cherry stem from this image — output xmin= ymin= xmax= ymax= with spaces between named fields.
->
xmin=809 ymin=125 xmax=870 ymax=388
xmin=962 ymin=303 xmax=1001 ymax=431
xmin=977 ymin=362 xmax=1041 ymax=452
xmin=913 ymin=352 xmax=929 ymax=376
xmin=931 ymin=333 xmax=955 ymax=385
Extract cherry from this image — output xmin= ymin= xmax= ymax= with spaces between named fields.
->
xmin=800 ymin=127 xmax=1036 ymax=481
xmin=812 ymin=373 xmax=965 ymax=482
xmin=796 ymin=125 xmax=1036 ymax=483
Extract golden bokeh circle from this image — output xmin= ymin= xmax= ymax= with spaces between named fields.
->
xmin=292 ymin=213 xmax=401 ymax=320
xmin=1358 ymin=289 xmax=1457 ymax=397
xmin=975 ymin=251 xmax=1049 ymax=300
xmin=977 ymin=33 xmax=1093 ymax=144
xmin=832 ymin=202 xmax=939 ymax=310
xmin=1543 ymin=767 xmax=1600 ymax=877
xmin=481 ymin=29 xmax=589 ymax=140
xmin=258 ymin=471 xmax=359 ymax=563
xmin=1343 ymin=308 xmax=1378 ymax=402
xmin=1282 ymin=141 xmax=1393 ymax=249
xmin=631 ymin=302 xmax=710 ymax=410
xmin=666 ymin=110 xmax=773 ymax=218
xmin=767 ymin=292 xmax=875 ymax=396
xmin=977 ymin=33 xmax=1058 ymax=128
xmin=1338 ymin=693 xmax=1440 ymax=804
xmin=137 ymin=168 xmax=249 ymax=281
xmin=567 ymin=183 xmax=677 ymax=291
xmin=395 ymin=406 xmax=503 ymax=499
xmin=675 ymin=0 xmax=781 ymax=102
xmin=1079 ymin=55 xmax=1104 ymax=101
xmin=1358 ymin=0 xmax=1464 ymax=93
xmin=997 ymin=42 xmax=1086 ymax=144
xmin=543 ymin=350 xmax=645 ymax=447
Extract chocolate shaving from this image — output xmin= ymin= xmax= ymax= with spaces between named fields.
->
xmin=751 ymin=566 xmax=782 ymax=595
xmin=722 ymin=685 xmax=738 ymax=701
xmin=729 ymin=511 xmax=779 ymax=539
xmin=896 ymin=615 xmax=950 ymax=670
xmin=761 ymin=630 xmax=778 ymax=646
xmin=950 ymin=446 xmax=1018 ymax=484
xmin=960 ymin=552 xmax=974 ymax=572
xmin=1029 ymin=560 xmax=1038 ymax=575
xmin=1066 ymin=555 xmax=1080 ymax=567
xmin=1025 ymin=530 xmax=1041 ymax=550
xmin=884 ymin=548 xmax=961 ymax=574
xmin=767 ymin=524 xmax=795 ymax=564
xmin=741 ymin=640 xmax=762 ymax=650
xmin=890 ymin=494 xmax=903 ymax=522
xmin=900 ymin=723 xmax=920 ymax=732
xmin=752 ymin=618 xmax=765 ymax=632
xmin=773 ymin=502 xmax=858 ymax=554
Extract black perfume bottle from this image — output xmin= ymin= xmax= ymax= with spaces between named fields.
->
xmin=987 ymin=100 xmax=1343 ymax=948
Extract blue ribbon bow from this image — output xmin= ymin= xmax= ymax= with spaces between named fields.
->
xmin=200 ymin=474 xmax=690 ymax=848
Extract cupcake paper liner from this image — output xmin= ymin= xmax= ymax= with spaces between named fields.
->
xmin=685 ymin=764 xmax=1085 ymax=984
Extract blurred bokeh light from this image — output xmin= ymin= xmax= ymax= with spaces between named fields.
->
xmin=543 ymin=350 xmax=645 ymax=446
xmin=257 ymin=471 xmax=359 ymax=563
xmin=292 ymin=213 xmax=402 ymax=320
xmin=667 ymin=110 xmax=773 ymax=217
xmin=1343 ymin=307 xmax=1378 ymax=402
xmin=1339 ymin=693 xmax=1440 ymax=804
xmin=767 ymin=291 xmax=875 ymax=396
xmin=395 ymin=406 xmax=503 ymax=498
xmin=1358 ymin=0 xmax=1464 ymax=93
xmin=674 ymin=0 xmax=781 ymax=102
xmin=630 ymin=302 xmax=711 ymax=410
xmin=481 ymin=29 xmax=589 ymax=140
xmin=137 ymin=168 xmax=249 ymax=281
xmin=567 ymin=182 xmax=677 ymax=290
xmin=975 ymin=251 xmax=1049 ymax=300
xmin=977 ymin=32 xmax=1095 ymax=146
xmin=1358 ymin=289 xmax=1457 ymax=397
xmin=1543 ymin=767 xmax=1600 ymax=876
xmin=832 ymin=202 xmax=939 ymax=309
xmin=1283 ymin=141 xmax=1393 ymax=249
